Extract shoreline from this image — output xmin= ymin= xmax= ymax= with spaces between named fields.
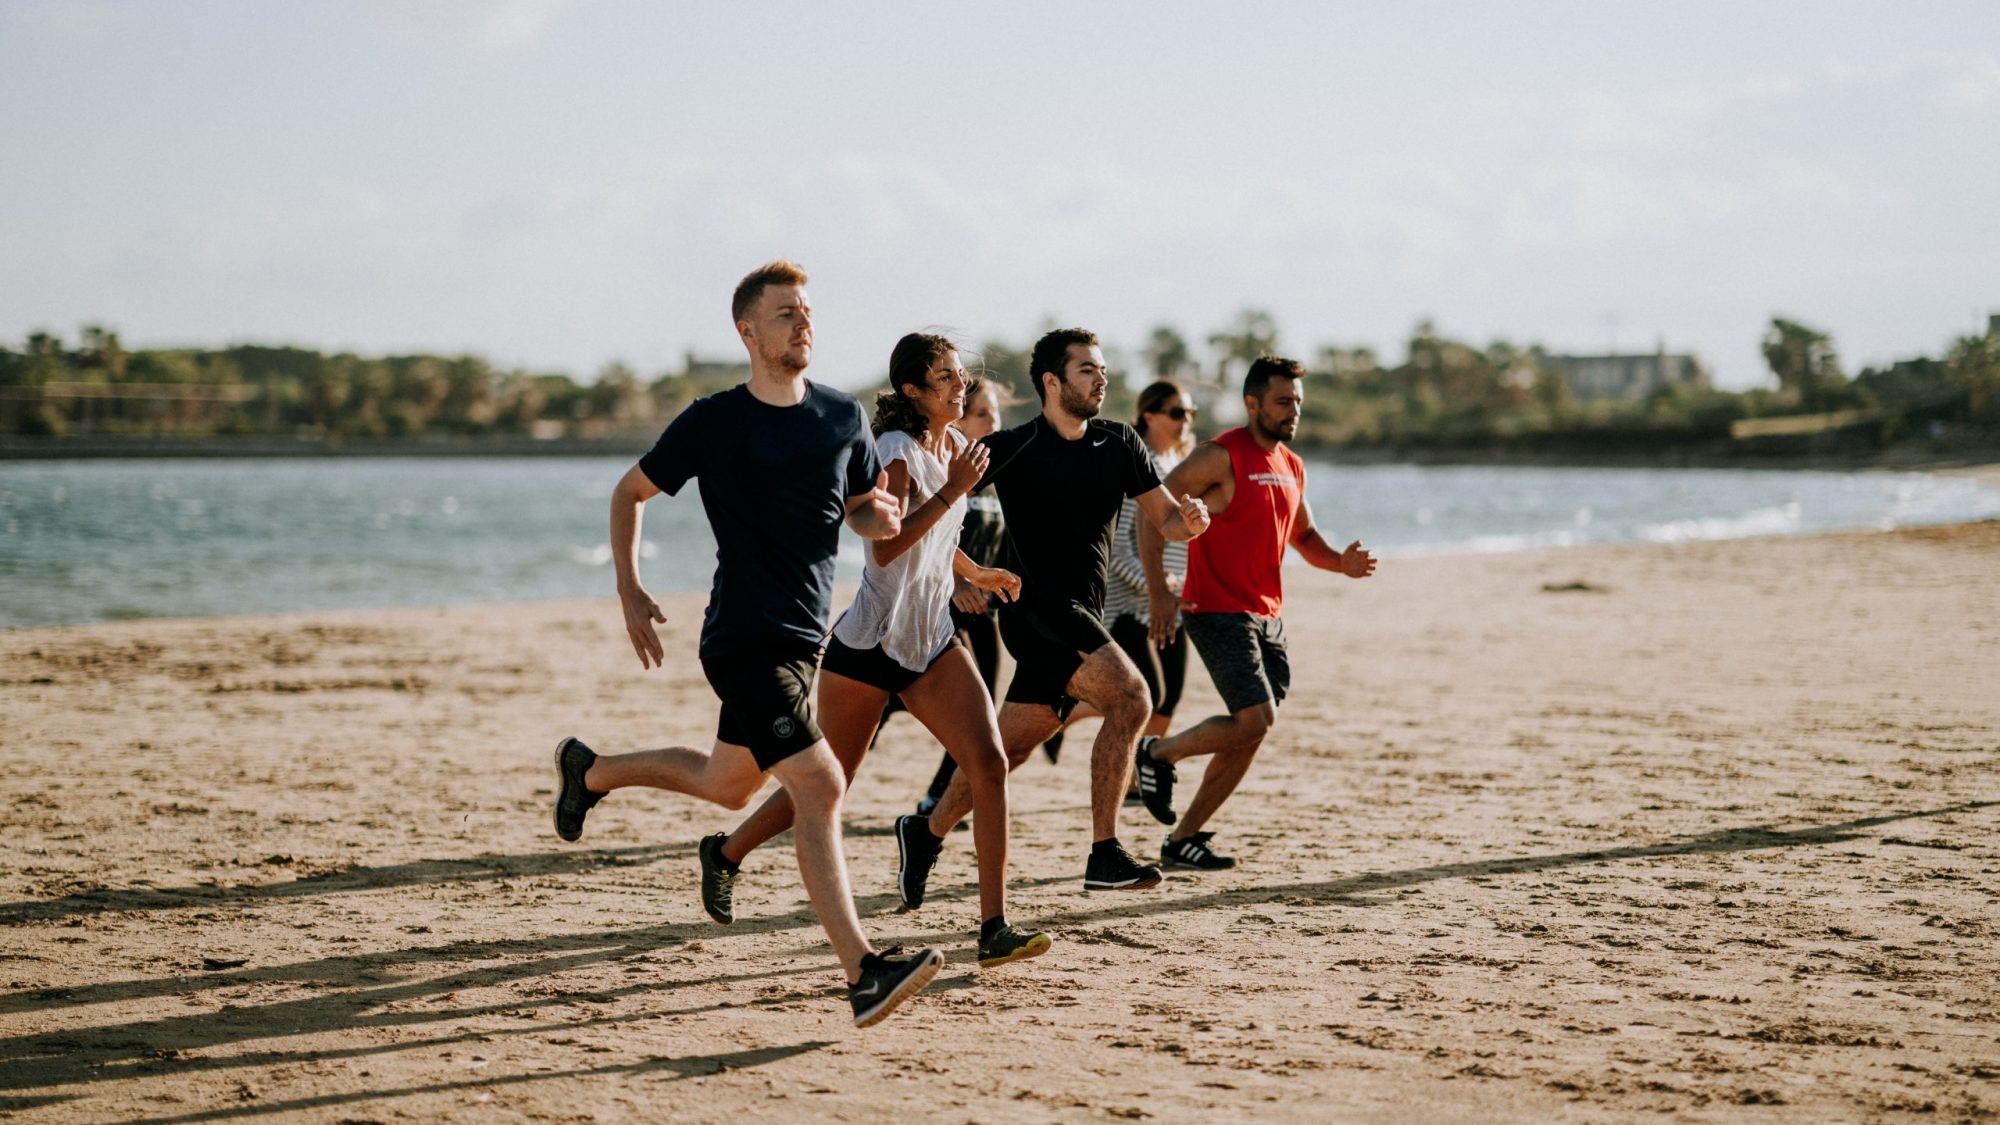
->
xmin=8 ymin=514 xmax=1999 ymax=634
xmin=5 ymin=431 xmax=1998 ymax=474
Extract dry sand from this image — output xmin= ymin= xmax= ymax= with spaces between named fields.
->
xmin=3 ymin=521 xmax=1997 ymax=1123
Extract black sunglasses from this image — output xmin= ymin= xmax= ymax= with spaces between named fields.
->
xmin=1159 ymin=405 xmax=1196 ymax=421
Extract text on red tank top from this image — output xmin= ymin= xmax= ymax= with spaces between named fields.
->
xmin=1181 ymin=427 xmax=1303 ymax=618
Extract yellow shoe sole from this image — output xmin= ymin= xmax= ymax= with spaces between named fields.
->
xmin=978 ymin=931 xmax=1053 ymax=968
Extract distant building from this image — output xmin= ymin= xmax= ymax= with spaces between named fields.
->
xmin=683 ymin=352 xmax=750 ymax=383
xmin=1545 ymin=349 xmax=1711 ymax=402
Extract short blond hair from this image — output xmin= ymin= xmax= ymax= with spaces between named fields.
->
xmin=732 ymin=260 xmax=809 ymax=323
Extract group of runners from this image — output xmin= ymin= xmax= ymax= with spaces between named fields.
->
xmin=551 ymin=261 xmax=1378 ymax=1027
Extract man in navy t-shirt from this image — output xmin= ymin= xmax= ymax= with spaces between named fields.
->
xmin=547 ymin=260 xmax=945 ymax=1029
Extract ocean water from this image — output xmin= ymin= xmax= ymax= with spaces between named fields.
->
xmin=2 ymin=458 xmax=1996 ymax=628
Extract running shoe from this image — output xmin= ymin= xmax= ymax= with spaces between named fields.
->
xmin=1083 ymin=839 xmax=1164 ymax=891
xmin=849 ymin=945 xmax=945 ymax=1028
xmin=895 ymin=813 xmax=944 ymax=909
xmin=1161 ymin=831 xmax=1236 ymax=871
xmin=553 ymin=737 xmax=605 ymax=842
xmin=915 ymin=793 xmax=939 ymax=818
xmin=697 ymin=832 xmax=739 ymax=925
xmin=977 ymin=924 xmax=1053 ymax=968
xmin=1134 ymin=736 xmax=1177 ymax=826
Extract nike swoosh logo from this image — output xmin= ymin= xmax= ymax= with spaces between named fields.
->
xmin=1091 ymin=437 xmax=1108 ymax=447
xmin=854 ymin=982 xmax=882 ymax=998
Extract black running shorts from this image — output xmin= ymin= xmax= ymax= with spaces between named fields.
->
xmin=821 ymin=632 xmax=959 ymax=696
xmin=999 ymin=601 xmax=1115 ymax=716
xmin=1181 ymin=611 xmax=1290 ymax=715
xmin=698 ymin=634 xmax=824 ymax=770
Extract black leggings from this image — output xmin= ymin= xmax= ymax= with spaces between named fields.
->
xmin=912 ymin=609 xmax=1001 ymax=799
xmin=1110 ymin=613 xmax=1186 ymax=718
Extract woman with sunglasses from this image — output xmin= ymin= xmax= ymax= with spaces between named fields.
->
xmin=698 ymin=333 xmax=1052 ymax=969
xmin=1041 ymin=380 xmax=1198 ymax=781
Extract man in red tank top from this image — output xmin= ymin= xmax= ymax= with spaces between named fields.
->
xmin=1135 ymin=356 xmax=1377 ymax=871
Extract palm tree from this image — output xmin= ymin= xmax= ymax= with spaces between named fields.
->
xmin=1142 ymin=325 xmax=1192 ymax=382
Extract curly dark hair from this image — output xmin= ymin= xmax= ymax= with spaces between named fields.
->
xmin=873 ymin=332 xmax=957 ymax=438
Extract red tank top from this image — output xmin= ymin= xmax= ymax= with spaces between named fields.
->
xmin=1180 ymin=427 xmax=1304 ymax=617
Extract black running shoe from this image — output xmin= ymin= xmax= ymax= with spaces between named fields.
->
xmin=849 ymin=945 xmax=944 ymax=1028
xmin=895 ymin=813 xmax=944 ymax=909
xmin=697 ymin=832 xmax=740 ymax=925
xmin=978 ymin=924 xmax=1053 ymax=968
xmin=1083 ymin=840 xmax=1164 ymax=891
xmin=1134 ymin=736 xmax=1177 ymax=826
xmin=915 ymin=793 xmax=939 ymax=818
xmin=1162 ymin=831 xmax=1236 ymax=871
xmin=553 ymin=737 xmax=605 ymax=842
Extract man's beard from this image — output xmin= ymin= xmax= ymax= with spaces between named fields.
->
xmin=1057 ymin=382 xmax=1100 ymax=419
xmin=1252 ymin=412 xmax=1294 ymax=442
xmin=765 ymin=339 xmax=809 ymax=373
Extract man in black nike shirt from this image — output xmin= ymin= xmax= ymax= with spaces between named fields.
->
xmin=896 ymin=327 xmax=1210 ymax=898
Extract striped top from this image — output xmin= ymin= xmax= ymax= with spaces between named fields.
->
xmin=1103 ymin=447 xmax=1187 ymax=624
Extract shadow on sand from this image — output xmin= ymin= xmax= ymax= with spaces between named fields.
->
xmin=2 ymin=800 xmax=1988 ymax=1119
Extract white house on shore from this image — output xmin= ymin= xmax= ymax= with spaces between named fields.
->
xmin=1545 ymin=349 xmax=1711 ymax=402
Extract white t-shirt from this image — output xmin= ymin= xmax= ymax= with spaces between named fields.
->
xmin=830 ymin=428 xmax=967 ymax=671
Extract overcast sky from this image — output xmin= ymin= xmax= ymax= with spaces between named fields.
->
xmin=3 ymin=1 xmax=1996 ymax=390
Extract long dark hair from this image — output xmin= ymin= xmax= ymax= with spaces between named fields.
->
xmin=873 ymin=332 xmax=956 ymax=438
xmin=1133 ymin=379 xmax=1194 ymax=459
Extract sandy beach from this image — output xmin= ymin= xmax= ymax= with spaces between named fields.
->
xmin=4 ymin=518 xmax=1997 ymax=1123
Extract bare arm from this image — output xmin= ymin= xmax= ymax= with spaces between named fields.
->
xmin=1140 ymin=444 xmax=1231 ymax=646
xmin=870 ymin=439 xmax=990 ymax=566
xmin=610 ymin=464 xmax=668 ymax=668
xmin=844 ymin=469 xmax=903 ymax=541
xmin=951 ymin=546 xmax=1020 ymax=604
xmin=1291 ymin=498 xmax=1377 ymax=578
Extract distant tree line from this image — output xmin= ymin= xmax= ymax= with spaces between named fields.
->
xmin=5 ymin=313 xmax=1996 ymax=452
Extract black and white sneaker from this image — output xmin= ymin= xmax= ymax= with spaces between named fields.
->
xmin=697 ymin=832 xmax=739 ymax=925
xmin=1083 ymin=839 xmax=1164 ymax=891
xmin=553 ymin=737 xmax=606 ymax=842
xmin=1134 ymin=736 xmax=1177 ymax=826
xmin=849 ymin=945 xmax=944 ymax=1028
xmin=915 ymin=793 xmax=939 ymax=817
xmin=1162 ymin=831 xmax=1236 ymax=871
xmin=895 ymin=814 xmax=944 ymax=909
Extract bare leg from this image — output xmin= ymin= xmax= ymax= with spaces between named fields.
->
xmin=899 ymin=648 xmax=1011 ymax=922
xmin=1142 ymin=711 xmax=1173 ymax=739
xmin=585 ymin=740 xmax=768 ymax=810
xmin=767 ymin=741 xmax=873 ymax=983
xmin=927 ymin=701 xmax=1061 ymax=836
xmin=1150 ymin=701 xmax=1275 ymax=766
xmin=1062 ymin=644 xmax=1151 ymax=843
xmin=721 ymin=671 xmax=888 ymax=865
xmin=1150 ymin=702 xmax=1275 ymax=840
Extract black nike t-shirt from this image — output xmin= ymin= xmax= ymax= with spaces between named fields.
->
xmin=637 ymin=382 xmax=882 ymax=652
xmin=978 ymin=414 xmax=1161 ymax=614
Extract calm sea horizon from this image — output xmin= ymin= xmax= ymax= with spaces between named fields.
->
xmin=3 ymin=457 xmax=1996 ymax=629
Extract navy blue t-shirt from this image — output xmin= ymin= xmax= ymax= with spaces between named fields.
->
xmin=637 ymin=382 xmax=882 ymax=652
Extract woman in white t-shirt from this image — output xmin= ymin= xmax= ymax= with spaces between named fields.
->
xmin=702 ymin=333 xmax=1051 ymax=969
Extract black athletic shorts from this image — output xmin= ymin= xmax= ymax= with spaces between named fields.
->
xmin=999 ymin=600 xmax=1115 ymax=717
xmin=1182 ymin=612 xmax=1290 ymax=715
xmin=698 ymin=634 xmax=824 ymax=771
xmin=822 ymin=632 xmax=959 ymax=696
